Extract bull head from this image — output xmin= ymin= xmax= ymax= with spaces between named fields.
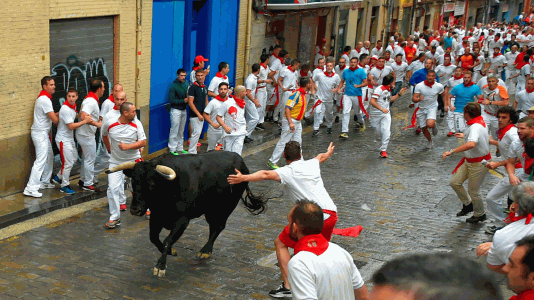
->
xmin=106 ymin=162 xmax=176 ymax=180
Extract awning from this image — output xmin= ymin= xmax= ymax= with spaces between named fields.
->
xmin=266 ymin=0 xmax=362 ymax=11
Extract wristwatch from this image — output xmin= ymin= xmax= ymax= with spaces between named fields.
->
xmin=450 ymin=149 xmax=454 ymax=154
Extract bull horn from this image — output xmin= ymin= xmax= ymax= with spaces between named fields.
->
xmin=106 ymin=161 xmax=136 ymax=174
xmin=156 ymin=165 xmax=176 ymax=181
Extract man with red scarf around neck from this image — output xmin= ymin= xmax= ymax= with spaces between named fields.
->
xmin=483 ymin=107 xmax=520 ymax=235
xmin=476 ymin=183 xmax=534 ymax=283
xmin=516 ymin=79 xmax=534 ymax=119
xmin=207 ymin=62 xmax=230 ymax=101
xmin=23 ymin=77 xmax=60 ymax=198
xmin=502 ymin=235 xmax=534 ymax=300
xmin=334 ymin=57 xmax=348 ymax=123
xmin=444 ymin=67 xmax=465 ymax=137
xmin=216 ymin=85 xmax=247 ymax=155
xmin=340 ymin=45 xmax=351 ymax=64
xmin=203 ymin=83 xmax=230 ymax=151
xmin=370 ymin=40 xmax=383 ymax=58
xmin=76 ymin=79 xmax=105 ymax=192
xmin=350 ymin=41 xmax=364 ymax=60
xmin=481 ymin=75 xmax=510 ymax=146
xmin=442 ymin=102 xmax=491 ymax=224
xmin=286 ymin=200 xmax=369 ymax=300
xmin=488 ymin=47 xmax=508 ymax=79
xmin=412 ymin=71 xmax=445 ymax=149
xmin=311 ymin=58 xmax=341 ymax=135
xmin=275 ymin=59 xmax=301 ymax=123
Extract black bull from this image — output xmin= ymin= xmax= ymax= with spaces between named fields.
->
xmin=107 ymin=151 xmax=268 ymax=277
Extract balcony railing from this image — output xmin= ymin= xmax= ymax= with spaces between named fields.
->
xmin=266 ymin=0 xmax=361 ymax=10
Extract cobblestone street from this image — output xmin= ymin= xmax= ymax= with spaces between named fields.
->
xmin=0 ymin=93 xmax=508 ymax=299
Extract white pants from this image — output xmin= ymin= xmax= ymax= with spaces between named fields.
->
xmin=245 ymin=100 xmax=259 ymax=137
xmin=370 ymin=113 xmax=391 ymax=151
xmin=93 ymin=139 xmax=110 ymax=176
xmin=417 ymin=107 xmax=437 ymax=128
xmin=223 ymin=134 xmax=245 ymax=155
xmin=188 ymin=118 xmax=204 ymax=154
xmin=486 ymin=170 xmax=529 ymax=226
xmin=304 ymin=95 xmax=317 ymax=119
xmin=506 ymin=69 xmax=518 ymax=95
xmin=256 ymin=89 xmax=268 ymax=123
xmin=362 ymin=87 xmax=371 ymax=117
xmin=314 ymin=101 xmax=335 ymax=130
xmin=473 ymin=71 xmax=481 ymax=83
xmin=450 ymin=112 xmax=466 ymax=133
xmin=108 ymin=163 xmax=126 ymax=221
xmin=207 ymin=126 xmax=223 ymax=151
xmin=269 ymin=118 xmax=302 ymax=164
xmin=76 ymin=132 xmax=97 ymax=187
xmin=25 ymin=131 xmax=54 ymax=192
xmin=341 ymin=95 xmax=363 ymax=133
xmin=516 ymin=82 xmax=526 ymax=100
xmin=168 ymin=108 xmax=187 ymax=152
xmin=56 ymin=140 xmax=78 ymax=188
xmin=266 ymin=85 xmax=280 ymax=106
xmin=274 ymin=91 xmax=292 ymax=121
xmin=447 ymin=98 xmax=456 ymax=132
xmin=482 ymin=111 xmax=499 ymax=140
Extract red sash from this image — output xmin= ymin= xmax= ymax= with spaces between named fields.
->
xmin=358 ymin=95 xmax=369 ymax=119
xmin=403 ymin=107 xmax=420 ymax=130
xmin=452 ymin=153 xmax=492 ymax=174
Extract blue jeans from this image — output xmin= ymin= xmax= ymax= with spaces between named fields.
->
xmin=392 ymin=81 xmax=403 ymax=96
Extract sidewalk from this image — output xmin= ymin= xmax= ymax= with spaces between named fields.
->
xmin=0 ymin=119 xmax=305 ymax=229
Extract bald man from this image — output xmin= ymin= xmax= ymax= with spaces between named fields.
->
xmin=216 ymin=85 xmax=247 ymax=155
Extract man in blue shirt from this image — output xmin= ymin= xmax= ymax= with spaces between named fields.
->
xmin=449 ymin=71 xmax=482 ymax=133
xmin=336 ymin=57 xmax=368 ymax=139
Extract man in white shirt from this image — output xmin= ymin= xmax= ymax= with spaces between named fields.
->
xmin=350 ymin=41 xmax=364 ymax=60
xmin=413 ymin=71 xmax=445 ymax=148
xmin=481 ymin=75 xmax=510 ymax=142
xmin=385 ymin=40 xmax=405 ymax=62
xmin=217 ymin=85 xmax=247 ymax=155
xmin=435 ymin=55 xmax=457 ymax=83
xmin=275 ymin=59 xmax=300 ymax=123
xmin=244 ymin=64 xmax=261 ymax=143
xmin=207 ymin=62 xmax=230 ymax=101
xmin=267 ymin=47 xmax=285 ymax=121
xmin=442 ymin=102 xmax=491 ymax=223
xmin=257 ymin=54 xmax=275 ymax=129
xmin=472 ymin=46 xmax=486 ymax=83
xmin=369 ymin=58 xmax=394 ymax=90
xmin=515 ymin=78 xmax=534 ymax=119
xmin=203 ymin=83 xmax=229 ymax=151
xmin=76 ymin=79 xmax=105 ymax=192
xmin=370 ymin=40 xmax=383 ymax=58
xmin=311 ymin=58 xmax=340 ymax=135
xmin=390 ymin=54 xmax=408 ymax=96
xmin=488 ymin=47 xmax=507 ymax=79
xmin=23 ymin=77 xmax=59 ymax=198
xmin=505 ymin=45 xmax=520 ymax=94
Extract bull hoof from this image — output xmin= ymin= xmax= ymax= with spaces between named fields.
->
xmin=197 ymin=252 xmax=211 ymax=260
xmin=153 ymin=267 xmax=166 ymax=277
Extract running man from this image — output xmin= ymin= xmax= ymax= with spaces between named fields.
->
xmin=412 ymin=70 xmax=445 ymax=148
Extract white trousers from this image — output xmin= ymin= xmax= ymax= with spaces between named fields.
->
xmin=223 ymin=134 xmax=245 ymax=155
xmin=207 ymin=126 xmax=223 ymax=151
xmin=314 ymin=101 xmax=335 ymax=130
xmin=274 ymin=91 xmax=292 ymax=122
xmin=342 ymin=95 xmax=363 ymax=133
xmin=168 ymin=108 xmax=187 ymax=152
xmin=486 ymin=170 xmax=529 ymax=226
xmin=473 ymin=72 xmax=481 ymax=83
xmin=516 ymin=82 xmax=526 ymax=100
xmin=76 ymin=132 xmax=96 ymax=187
xmin=188 ymin=117 xmax=204 ymax=154
xmin=266 ymin=85 xmax=280 ymax=106
xmin=362 ymin=87 xmax=371 ymax=117
xmin=245 ymin=100 xmax=259 ymax=137
xmin=256 ymin=89 xmax=268 ymax=123
xmin=506 ymin=69 xmax=518 ymax=95
xmin=449 ymin=112 xmax=466 ymax=133
xmin=370 ymin=113 xmax=391 ymax=151
xmin=482 ymin=112 xmax=499 ymax=140
xmin=56 ymin=140 xmax=78 ymax=188
xmin=25 ymin=131 xmax=54 ymax=192
xmin=269 ymin=118 xmax=302 ymax=164
xmin=108 ymin=163 xmax=126 ymax=221
xmin=93 ymin=139 xmax=110 ymax=176
xmin=447 ymin=98 xmax=456 ymax=132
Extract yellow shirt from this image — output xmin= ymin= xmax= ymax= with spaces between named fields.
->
xmin=285 ymin=88 xmax=307 ymax=121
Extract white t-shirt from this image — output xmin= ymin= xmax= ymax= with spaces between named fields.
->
xmin=217 ymin=97 xmax=246 ymax=136
xmin=334 ymin=65 xmax=348 ymax=77
xmin=274 ymin=159 xmax=337 ymax=217
xmin=270 ymin=59 xmax=283 ymax=83
xmin=436 ymin=54 xmax=456 ymax=66
xmin=489 ymin=54 xmax=507 ymax=73
xmin=55 ymin=104 xmax=77 ymax=142
xmin=204 ymin=98 xmax=225 ymax=131
xmin=313 ymin=72 xmax=340 ymax=102
xmin=498 ymin=126 xmax=519 ymax=161
xmin=473 ymin=55 xmax=486 ymax=72
xmin=31 ymin=93 xmax=54 ymax=133
xmin=258 ymin=64 xmax=270 ymax=91
xmin=288 ymin=242 xmax=365 ymax=300
xmin=463 ymin=123 xmax=490 ymax=158
xmin=208 ymin=75 xmax=230 ymax=99
xmin=76 ymin=96 xmax=100 ymax=137
xmin=100 ymin=98 xmax=115 ymax=120
xmin=370 ymin=47 xmax=383 ymax=58
xmin=280 ymin=67 xmax=298 ymax=90
xmin=386 ymin=45 xmax=405 ymax=61
xmin=413 ymin=82 xmax=444 ymax=109
xmin=487 ymin=220 xmax=534 ymax=266
xmin=516 ymin=90 xmax=534 ymax=112
xmin=101 ymin=116 xmax=146 ymax=165
xmin=446 ymin=77 xmax=464 ymax=99
xmin=390 ymin=62 xmax=409 ymax=82
xmin=370 ymin=85 xmax=392 ymax=115
xmin=435 ymin=65 xmax=457 ymax=83
xmin=349 ymin=48 xmax=362 ymax=59
xmin=408 ymin=60 xmax=424 ymax=74
xmin=506 ymin=52 xmax=520 ymax=71
xmin=245 ymin=73 xmax=258 ymax=99
xmin=518 ymin=64 xmax=531 ymax=86
xmin=418 ymin=39 xmax=428 ymax=51
xmin=369 ymin=66 xmax=393 ymax=87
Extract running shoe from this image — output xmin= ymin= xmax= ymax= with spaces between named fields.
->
xmin=425 ymin=140 xmax=434 ymax=149
xmin=120 ymin=204 xmax=127 ymax=211
xmin=447 ymin=131 xmax=455 ymax=137
xmin=180 ymin=150 xmax=189 ymax=154
xmin=39 ymin=183 xmax=56 ymax=189
xmin=170 ymin=151 xmax=179 ymax=156
xmin=256 ymin=123 xmax=266 ymax=130
xmin=466 ymin=214 xmax=486 ymax=224
xmin=60 ymin=186 xmax=75 ymax=194
xmin=145 ymin=210 xmax=151 ymax=220
xmin=485 ymin=225 xmax=502 ymax=235
xmin=267 ymin=161 xmax=279 ymax=170
xmin=215 ymin=144 xmax=223 ymax=151
xmin=23 ymin=190 xmax=42 ymax=198
xmin=339 ymin=132 xmax=349 ymax=139
xmin=327 ymin=128 xmax=332 ymax=134
xmin=105 ymin=219 xmax=121 ymax=229
xmin=313 ymin=130 xmax=320 ymax=136
xmin=380 ymin=151 xmax=388 ymax=158
xmin=432 ymin=126 xmax=438 ymax=136
xmin=415 ymin=128 xmax=421 ymax=135
xmin=82 ymin=185 xmax=100 ymax=192
xmin=268 ymin=283 xmax=291 ymax=298
xmin=52 ymin=176 xmax=62 ymax=185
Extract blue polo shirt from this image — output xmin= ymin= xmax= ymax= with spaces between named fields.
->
xmin=343 ymin=68 xmax=367 ymax=96
xmin=409 ymin=68 xmax=440 ymax=86
xmin=450 ymin=83 xmax=482 ymax=113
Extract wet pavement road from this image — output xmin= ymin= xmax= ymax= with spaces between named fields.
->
xmin=0 ymin=92 xmax=510 ymax=299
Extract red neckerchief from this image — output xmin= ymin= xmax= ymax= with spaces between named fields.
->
xmin=349 ymin=66 xmax=359 ymax=71
xmin=260 ymin=63 xmax=267 ymax=69
xmin=108 ymin=94 xmax=114 ymax=102
xmin=453 ymin=75 xmax=464 ymax=80
xmin=375 ymin=65 xmax=385 ymax=70
xmin=504 ymin=211 xmax=533 ymax=225
xmin=381 ymin=85 xmax=392 ymax=92
xmin=194 ymin=81 xmax=206 ymax=88
xmin=375 ymin=46 xmax=381 ymax=50
xmin=342 ymin=52 xmax=349 ymax=57
xmin=215 ymin=72 xmax=228 ymax=80
xmin=324 ymin=71 xmax=335 ymax=77
xmin=38 ymin=90 xmax=52 ymax=99
xmin=498 ymin=124 xmax=515 ymax=141
xmin=359 ymin=63 xmax=366 ymax=68
xmin=431 ymin=50 xmax=436 ymax=55
xmin=355 ymin=48 xmax=361 ymax=53
xmin=338 ymin=65 xmax=347 ymax=70
xmin=63 ymin=101 xmax=77 ymax=113
xmin=493 ymin=53 xmax=502 ymax=58
xmin=297 ymin=87 xmax=307 ymax=95
xmin=215 ymin=95 xmax=228 ymax=102
xmin=466 ymin=115 xmax=486 ymax=127
xmin=464 ymin=81 xmax=475 ymax=87
xmin=113 ymin=105 xmax=120 ymax=110
xmin=233 ymin=97 xmax=245 ymax=109
xmin=293 ymin=234 xmax=329 ymax=256
xmin=192 ymin=66 xmax=200 ymax=71
xmin=300 ymin=70 xmax=308 ymax=77
xmin=444 ymin=62 xmax=452 ymax=66
xmin=424 ymin=80 xmax=435 ymax=87
xmin=509 ymin=289 xmax=534 ymax=300
xmin=527 ymin=87 xmax=534 ymax=94
xmin=85 ymin=91 xmax=100 ymax=104
xmin=494 ymin=36 xmax=500 ymax=42
xmin=288 ymin=66 xmax=294 ymax=72
xmin=395 ymin=61 xmax=403 ymax=66
xmin=272 ymin=52 xmax=283 ymax=63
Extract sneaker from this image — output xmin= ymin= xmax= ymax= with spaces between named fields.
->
xmin=313 ymin=130 xmax=320 ymax=136
xmin=354 ymin=122 xmax=361 ymax=129
xmin=456 ymin=203 xmax=474 ymax=217
xmin=267 ymin=161 xmax=279 ymax=170
xmin=359 ymin=122 xmax=366 ymax=131
xmin=105 ymin=219 xmax=121 ymax=229
xmin=320 ymin=123 xmax=327 ymax=128
xmin=23 ymin=190 xmax=42 ymax=198
xmin=256 ymin=123 xmax=266 ymax=130
xmin=380 ymin=151 xmax=388 ymax=158
xmin=327 ymin=128 xmax=332 ymax=134
xmin=268 ymin=283 xmax=291 ymax=298
xmin=60 ymin=186 xmax=75 ymax=194
xmin=339 ymin=133 xmax=349 ymax=139
xmin=244 ymin=136 xmax=254 ymax=143
xmin=415 ymin=128 xmax=421 ymax=135
xmin=409 ymin=103 xmax=414 ymax=108
xmin=432 ymin=126 xmax=438 ymax=136
xmin=78 ymin=180 xmax=84 ymax=188
xmin=466 ymin=214 xmax=487 ymax=224
xmin=215 ymin=144 xmax=223 ymax=151
xmin=52 ymin=176 xmax=62 ymax=185
xmin=120 ymin=204 xmax=127 ymax=211
xmin=335 ymin=116 xmax=340 ymax=123
xmin=170 ymin=151 xmax=179 ymax=156
xmin=485 ymin=225 xmax=502 ymax=235
xmin=145 ymin=210 xmax=151 ymax=220
xmin=425 ymin=140 xmax=434 ymax=149
xmin=39 ymin=183 xmax=56 ymax=189
xmin=82 ymin=185 xmax=100 ymax=192
xmin=447 ymin=131 xmax=455 ymax=137
xmin=180 ymin=150 xmax=189 ymax=154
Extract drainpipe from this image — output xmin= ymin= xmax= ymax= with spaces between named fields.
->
xmin=244 ymin=0 xmax=253 ymax=83
xmin=135 ymin=0 xmax=142 ymax=109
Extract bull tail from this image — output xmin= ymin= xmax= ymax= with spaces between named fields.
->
xmin=241 ymin=185 xmax=268 ymax=215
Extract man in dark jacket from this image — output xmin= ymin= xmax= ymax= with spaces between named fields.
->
xmin=168 ymin=69 xmax=190 ymax=155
